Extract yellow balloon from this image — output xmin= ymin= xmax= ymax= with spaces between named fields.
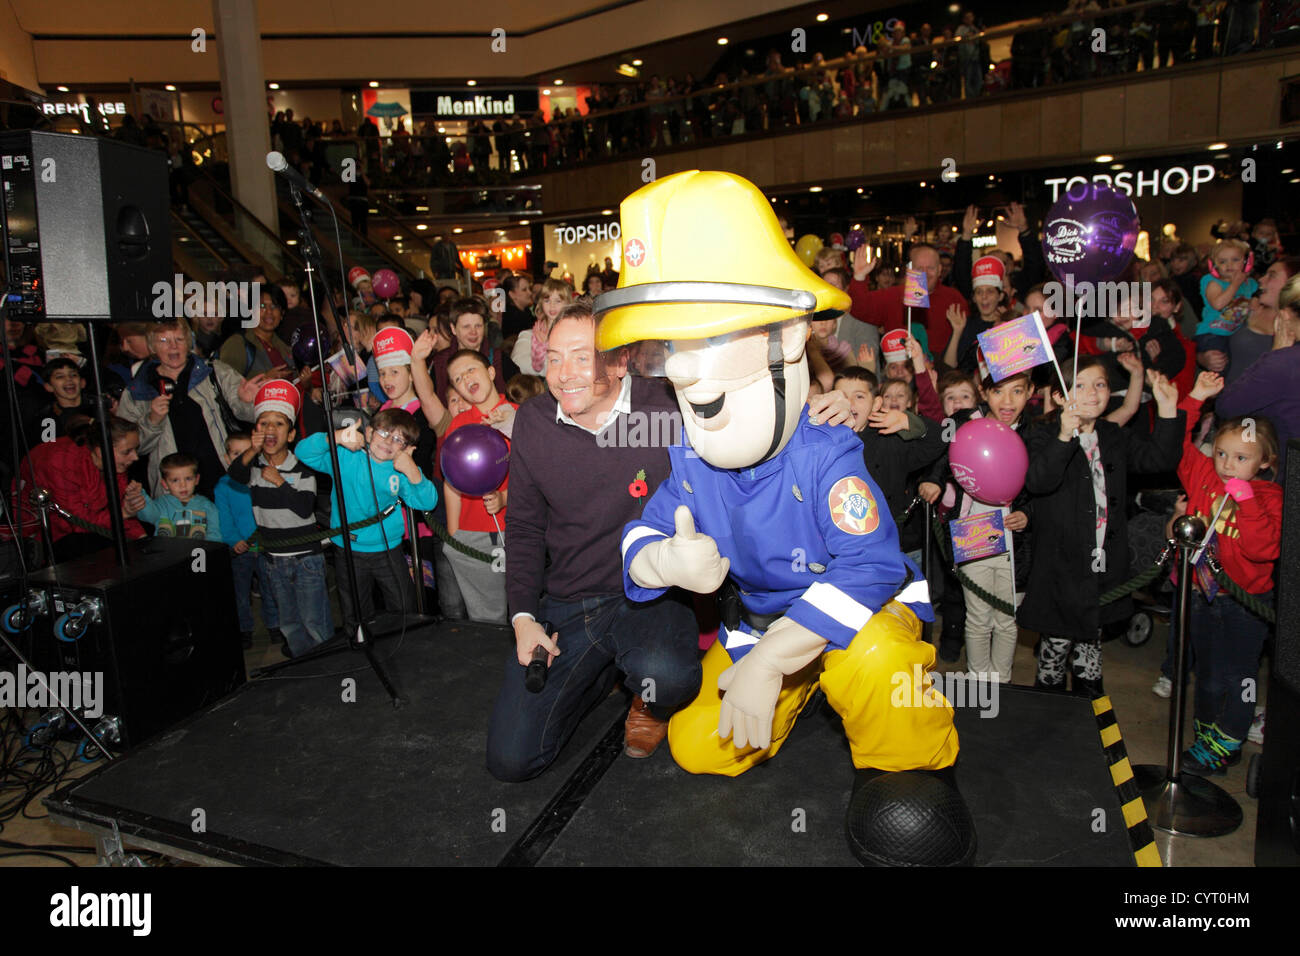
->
xmin=795 ymin=234 xmax=824 ymax=267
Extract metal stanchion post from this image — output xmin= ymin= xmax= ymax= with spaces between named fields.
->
xmin=922 ymin=500 xmax=933 ymax=645
xmin=405 ymin=507 xmax=425 ymax=616
xmin=1134 ymin=515 xmax=1242 ymax=837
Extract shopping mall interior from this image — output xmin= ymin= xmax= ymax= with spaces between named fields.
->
xmin=1 ymin=0 xmax=1299 ymax=884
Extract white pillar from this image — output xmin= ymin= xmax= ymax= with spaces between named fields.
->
xmin=211 ymin=0 xmax=277 ymax=238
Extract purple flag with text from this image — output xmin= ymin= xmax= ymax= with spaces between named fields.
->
xmin=975 ymin=311 xmax=1056 ymax=383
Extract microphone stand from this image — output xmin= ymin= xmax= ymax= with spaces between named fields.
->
xmin=265 ymin=180 xmax=405 ymax=707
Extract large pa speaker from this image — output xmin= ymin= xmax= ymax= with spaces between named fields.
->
xmin=1256 ymin=439 xmax=1300 ymax=865
xmin=25 ymin=537 xmax=244 ymax=750
xmin=0 ymin=129 xmax=171 ymax=322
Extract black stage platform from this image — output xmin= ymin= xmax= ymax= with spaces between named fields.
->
xmin=46 ymin=621 xmax=1153 ymax=866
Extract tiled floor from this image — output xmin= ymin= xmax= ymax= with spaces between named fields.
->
xmin=2 ymin=615 xmax=1267 ymax=866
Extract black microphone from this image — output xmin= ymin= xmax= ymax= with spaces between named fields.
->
xmin=525 ymin=620 xmax=553 ymax=694
xmin=266 ymin=151 xmax=326 ymax=202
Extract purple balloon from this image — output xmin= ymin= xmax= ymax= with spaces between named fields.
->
xmin=846 ymin=228 xmax=867 ymax=252
xmin=948 ymin=418 xmax=1028 ymax=507
xmin=439 ymin=424 xmax=509 ymax=497
xmin=291 ymin=325 xmax=324 ymax=368
xmin=1041 ymin=182 xmax=1139 ymax=285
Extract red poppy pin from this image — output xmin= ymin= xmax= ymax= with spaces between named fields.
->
xmin=628 ymin=469 xmax=648 ymax=499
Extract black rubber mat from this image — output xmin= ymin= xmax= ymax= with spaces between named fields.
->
xmin=538 ymin=681 xmax=1136 ymax=866
xmin=52 ymin=627 xmax=1135 ymax=866
xmin=54 ymin=620 xmax=625 ymax=866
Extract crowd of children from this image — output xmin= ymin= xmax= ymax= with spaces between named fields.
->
xmin=4 ymin=215 xmax=1293 ymax=775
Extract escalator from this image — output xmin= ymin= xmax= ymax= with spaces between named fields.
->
xmin=272 ymin=181 xmax=419 ymax=286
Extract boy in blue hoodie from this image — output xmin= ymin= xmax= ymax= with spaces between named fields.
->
xmin=138 ymin=453 xmax=221 ymax=540
xmin=295 ymin=406 xmax=439 ymax=632
xmin=216 ymin=432 xmax=281 ymax=649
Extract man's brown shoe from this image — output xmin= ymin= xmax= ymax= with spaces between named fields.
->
xmin=624 ymin=695 xmax=668 ymax=758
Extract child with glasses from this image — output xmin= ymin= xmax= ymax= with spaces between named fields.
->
xmin=295 ymin=407 xmax=438 ymax=633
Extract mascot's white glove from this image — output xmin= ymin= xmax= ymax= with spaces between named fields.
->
xmin=718 ymin=616 xmax=828 ymax=751
xmin=628 ymin=505 xmax=730 ymax=593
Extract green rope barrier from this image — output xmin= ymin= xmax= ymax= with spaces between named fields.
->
xmin=46 ymin=496 xmax=393 ymax=550
xmin=928 ymin=513 xmax=1177 ymax=618
xmin=1208 ymin=557 xmax=1276 ymax=624
xmin=429 ymin=520 xmax=497 ymax=564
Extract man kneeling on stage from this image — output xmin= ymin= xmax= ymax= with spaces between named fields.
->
xmin=485 ymin=303 xmax=703 ymax=780
xmin=601 ymin=170 xmax=977 ymax=866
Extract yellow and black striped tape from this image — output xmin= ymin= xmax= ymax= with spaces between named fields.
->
xmin=1092 ymin=695 xmax=1162 ymax=867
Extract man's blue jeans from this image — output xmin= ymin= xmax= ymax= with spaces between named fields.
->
xmin=263 ymin=552 xmax=333 ymax=657
xmin=486 ymin=591 xmax=702 ymax=782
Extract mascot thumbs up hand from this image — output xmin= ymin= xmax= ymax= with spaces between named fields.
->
xmin=629 ymin=505 xmax=730 ymax=592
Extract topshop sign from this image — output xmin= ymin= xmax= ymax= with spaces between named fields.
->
xmin=553 ymin=221 xmax=620 ymax=246
xmin=1044 ymin=164 xmax=1216 ymax=201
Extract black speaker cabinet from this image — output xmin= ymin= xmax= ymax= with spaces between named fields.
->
xmin=26 ymin=537 xmax=244 ymax=749
xmin=0 ymin=129 xmax=171 ymax=322
xmin=1256 ymin=439 xmax=1300 ymax=865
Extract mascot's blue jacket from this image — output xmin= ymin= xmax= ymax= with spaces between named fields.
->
xmin=622 ymin=409 xmax=933 ymax=661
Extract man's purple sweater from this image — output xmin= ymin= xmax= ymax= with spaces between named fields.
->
xmin=506 ymin=377 xmax=679 ymax=618
xmin=1216 ymin=345 xmax=1300 ymax=483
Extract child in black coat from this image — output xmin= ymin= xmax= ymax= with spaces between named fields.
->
xmin=1020 ymin=356 xmax=1184 ymax=696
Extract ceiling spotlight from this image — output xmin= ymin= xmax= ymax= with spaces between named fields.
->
xmin=1208 ymin=142 xmax=1228 ymax=150
xmin=453 ymin=227 xmax=463 ymax=234
xmin=392 ymin=235 xmax=403 ymax=241
xmin=809 ymin=186 xmax=823 ymax=192
xmin=601 ymin=208 xmax=613 ymax=215
xmin=1283 ymin=168 xmax=1295 ymax=174
xmin=542 ymin=89 xmax=551 ymax=95
xmin=988 ymin=174 xmax=996 ymax=180
xmin=369 ymin=81 xmax=380 ymax=88
xmin=554 ymin=79 xmax=564 ymax=85
xmin=437 ymin=127 xmax=446 ymax=133
xmin=164 ymin=84 xmax=177 ymax=92
xmin=268 ymin=82 xmax=280 ymax=90
xmin=632 ymin=58 xmax=643 ymax=66
xmin=519 ymin=220 xmax=529 ymax=225
xmin=1214 ymin=152 xmax=1230 ymax=159
xmin=856 ymin=187 xmax=863 ymax=193
xmin=717 ymin=37 xmax=729 ymax=45
xmin=1094 ymin=154 xmax=1113 ymax=163
xmin=816 ymin=13 xmax=829 ymax=21
xmin=56 ymin=85 xmax=70 ymax=92
xmin=919 ymin=181 xmax=927 ymax=187
xmin=416 ymin=224 xmax=428 ymax=231
xmin=467 ymin=80 xmax=477 ymax=87
xmin=1110 ymin=163 xmax=1124 ymax=170
xmin=986 ymin=220 xmax=993 ymax=227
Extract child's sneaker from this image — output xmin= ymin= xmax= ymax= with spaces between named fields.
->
xmin=1248 ymin=708 xmax=1265 ymax=745
xmin=1182 ymin=723 xmax=1242 ymax=777
xmin=1151 ymin=674 xmax=1172 ymax=699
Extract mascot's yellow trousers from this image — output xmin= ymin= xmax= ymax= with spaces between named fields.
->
xmin=668 ymin=601 xmax=960 ymax=776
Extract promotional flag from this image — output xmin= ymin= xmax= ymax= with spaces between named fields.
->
xmin=903 ymin=268 xmax=930 ymax=308
xmin=976 ymin=311 xmax=1060 ymax=384
xmin=949 ymin=510 xmax=1008 ymax=564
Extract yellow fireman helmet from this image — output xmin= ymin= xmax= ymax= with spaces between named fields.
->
xmin=593 ymin=170 xmax=851 ymax=350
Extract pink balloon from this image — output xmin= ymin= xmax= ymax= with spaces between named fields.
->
xmin=372 ymin=268 xmax=400 ymax=299
xmin=948 ymin=418 xmax=1027 ymax=507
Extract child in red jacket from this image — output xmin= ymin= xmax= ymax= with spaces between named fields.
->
xmin=1173 ymin=371 xmax=1283 ymax=776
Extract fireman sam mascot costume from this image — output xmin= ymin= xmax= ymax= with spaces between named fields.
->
xmin=595 ymin=170 xmax=976 ymax=866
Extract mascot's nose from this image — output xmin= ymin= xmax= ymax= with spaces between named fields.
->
xmin=664 ymin=350 xmax=700 ymax=388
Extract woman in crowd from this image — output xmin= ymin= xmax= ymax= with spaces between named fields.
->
xmin=117 ymin=317 xmax=265 ymax=499
xmin=219 ymin=285 xmax=294 ymax=379
xmin=1223 ymin=258 xmax=1300 ymax=386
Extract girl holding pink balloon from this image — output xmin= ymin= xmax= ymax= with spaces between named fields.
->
xmin=919 ymin=370 xmax=1034 ymax=684
xmin=1020 ymin=357 xmax=1184 ymax=697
